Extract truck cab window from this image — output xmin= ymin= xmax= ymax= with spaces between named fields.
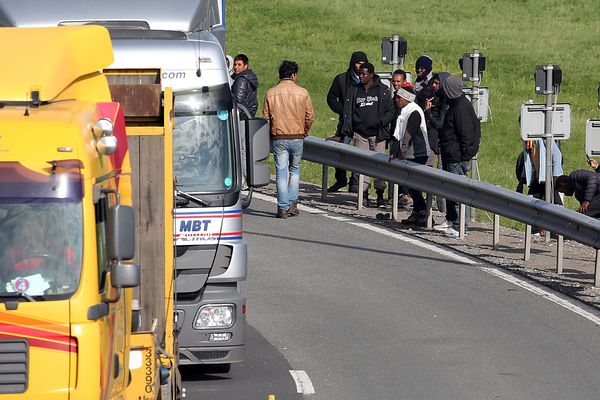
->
xmin=0 ymin=162 xmax=83 ymax=298
xmin=173 ymin=85 xmax=235 ymax=193
xmin=94 ymin=195 xmax=110 ymax=292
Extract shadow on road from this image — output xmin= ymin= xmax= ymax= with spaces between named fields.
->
xmin=179 ymin=324 xmax=302 ymax=399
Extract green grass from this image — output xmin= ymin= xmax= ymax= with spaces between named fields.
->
xmin=227 ymin=0 xmax=600 ymax=225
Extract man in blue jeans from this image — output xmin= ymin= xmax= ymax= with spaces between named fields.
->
xmin=263 ymin=60 xmax=314 ymax=218
xmin=433 ymin=75 xmax=480 ymax=237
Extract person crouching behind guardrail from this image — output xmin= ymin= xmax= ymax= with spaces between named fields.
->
xmin=556 ymin=171 xmax=600 ymax=218
xmin=389 ymin=87 xmax=432 ymax=227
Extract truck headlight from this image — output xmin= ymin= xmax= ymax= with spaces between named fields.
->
xmin=193 ymin=304 xmax=235 ymax=329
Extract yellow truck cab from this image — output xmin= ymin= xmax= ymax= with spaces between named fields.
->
xmin=0 ymin=26 xmax=143 ymax=399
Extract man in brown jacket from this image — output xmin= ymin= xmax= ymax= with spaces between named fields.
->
xmin=263 ymin=60 xmax=314 ymax=218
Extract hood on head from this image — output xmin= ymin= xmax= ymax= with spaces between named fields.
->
xmin=348 ymin=51 xmax=368 ymax=71
xmin=442 ymin=75 xmax=464 ymax=99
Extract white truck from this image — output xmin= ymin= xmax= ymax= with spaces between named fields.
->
xmin=0 ymin=0 xmax=271 ymax=372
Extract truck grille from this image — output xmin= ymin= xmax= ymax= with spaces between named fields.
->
xmin=191 ymin=350 xmax=229 ymax=361
xmin=0 ymin=340 xmax=28 ymax=394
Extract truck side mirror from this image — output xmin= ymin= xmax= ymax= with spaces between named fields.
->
xmin=107 ymin=205 xmax=135 ymax=260
xmin=106 ymin=204 xmax=140 ymax=288
xmin=243 ymin=118 xmax=270 ymax=187
xmin=111 ymin=261 xmax=140 ymax=288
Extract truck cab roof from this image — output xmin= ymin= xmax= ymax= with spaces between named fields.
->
xmin=110 ymin=37 xmax=229 ymax=91
xmin=0 ymin=0 xmax=221 ymax=33
xmin=0 ymin=26 xmax=113 ymax=102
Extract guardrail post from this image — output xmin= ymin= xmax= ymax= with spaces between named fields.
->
xmin=493 ymin=214 xmax=500 ymax=250
xmin=425 ymin=192 xmax=433 ymax=229
xmin=556 ymin=234 xmax=564 ymax=274
xmin=470 ymin=155 xmax=479 ymax=222
xmin=524 ymin=224 xmax=532 ymax=261
xmin=595 ymin=250 xmax=600 ymax=288
xmin=357 ymin=174 xmax=364 ymax=210
xmin=321 ymin=164 xmax=328 ymax=201
xmin=392 ymin=183 xmax=399 ymax=221
xmin=459 ymin=203 xmax=466 ymax=239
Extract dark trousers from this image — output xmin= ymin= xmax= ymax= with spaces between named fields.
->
xmin=407 ymin=156 xmax=429 ymax=212
xmin=444 ymin=161 xmax=470 ymax=226
xmin=334 ymin=167 xmax=357 ymax=187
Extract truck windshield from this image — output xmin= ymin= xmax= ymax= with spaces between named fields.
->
xmin=0 ymin=162 xmax=83 ymax=300
xmin=173 ymin=84 xmax=235 ymax=194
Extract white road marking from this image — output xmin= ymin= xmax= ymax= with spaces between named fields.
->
xmin=289 ymin=370 xmax=315 ymax=394
xmin=346 ymin=220 xmax=477 ymax=265
xmin=252 ymin=191 xmax=476 ymax=265
xmin=479 ymin=266 xmax=600 ymax=326
xmin=252 ymin=191 xmax=600 ymax=326
xmin=324 ymin=215 xmax=353 ymax=222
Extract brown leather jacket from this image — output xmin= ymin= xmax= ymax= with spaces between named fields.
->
xmin=263 ymin=79 xmax=314 ymax=140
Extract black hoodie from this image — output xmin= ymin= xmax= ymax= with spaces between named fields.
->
xmin=327 ymin=51 xmax=368 ymax=135
xmin=341 ymin=75 xmax=395 ymax=140
xmin=232 ymin=69 xmax=259 ymax=119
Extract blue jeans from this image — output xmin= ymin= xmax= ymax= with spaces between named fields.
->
xmin=444 ymin=161 xmax=471 ymax=226
xmin=272 ymin=139 xmax=304 ymax=210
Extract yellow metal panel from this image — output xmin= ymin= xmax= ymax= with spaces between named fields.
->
xmin=0 ymin=26 xmax=113 ymax=102
xmin=125 ymin=333 xmax=158 ymax=400
xmin=125 ymin=127 xmax=166 ymax=136
xmin=162 ymin=87 xmax=176 ymax=358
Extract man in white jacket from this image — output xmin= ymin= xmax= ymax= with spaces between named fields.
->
xmin=389 ymin=87 xmax=432 ymax=226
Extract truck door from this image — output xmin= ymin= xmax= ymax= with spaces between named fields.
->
xmin=94 ymin=190 xmax=128 ymax=397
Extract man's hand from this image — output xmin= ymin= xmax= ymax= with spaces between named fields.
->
xmin=425 ymin=97 xmax=434 ymax=111
xmin=326 ymin=135 xmax=342 ymax=142
xmin=578 ymin=200 xmax=590 ymax=214
xmin=587 ymin=157 xmax=599 ymax=170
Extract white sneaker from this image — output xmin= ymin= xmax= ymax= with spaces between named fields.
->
xmin=433 ymin=220 xmax=453 ymax=231
xmin=444 ymin=227 xmax=461 ymax=238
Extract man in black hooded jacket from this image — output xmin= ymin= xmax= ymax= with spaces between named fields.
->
xmin=434 ymin=75 xmax=480 ymax=237
xmin=231 ymin=54 xmax=259 ymax=120
xmin=326 ymin=51 xmax=369 ymax=193
xmin=341 ymin=62 xmax=395 ymax=207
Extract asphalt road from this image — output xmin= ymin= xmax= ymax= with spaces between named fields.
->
xmin=184 ymin=197 xmax=600 ymax=399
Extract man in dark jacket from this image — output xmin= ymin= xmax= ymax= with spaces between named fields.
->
xmin=341 ymin=62 xmax=395 ymax=207
xmin=326 ymin=51 xmax=368 ymax=193
xmin=556 ymin=170 xmax=600 ymax=217
xmin=433 ymin=75 xmax=480 ymax=237
xmin=231 ymin=54 xmax=259 ymax=120
xmin=414 ymin=55 xmax=435 ymax=110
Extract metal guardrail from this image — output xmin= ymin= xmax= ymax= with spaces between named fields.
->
xmin=303 ymin=137 xmax=600 ymax=251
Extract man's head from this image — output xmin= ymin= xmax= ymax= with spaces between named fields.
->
xmin=392 ymin=69 xmax=407 ymax=90
xmin=279 ymin=60 xmax=299 ymax=80
xmin=394 ymin=87 xmax=415 ymax=108
xmin=359 ymin=62 xmax=375 ymax=86
xmin=431 ymin=73 xmax=441 ymax=91
xmin=415 ymin=55 xmax=433 ymax=79
xmin=555 ymin=175 xmax=575 ymax=196
xmin=442 ymin=75 xmax=464 ymax=99
xmin=233 ymin=54 xmax=249 ymax=75
xmin=350 ymin=51 xmax=369 ymax=74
